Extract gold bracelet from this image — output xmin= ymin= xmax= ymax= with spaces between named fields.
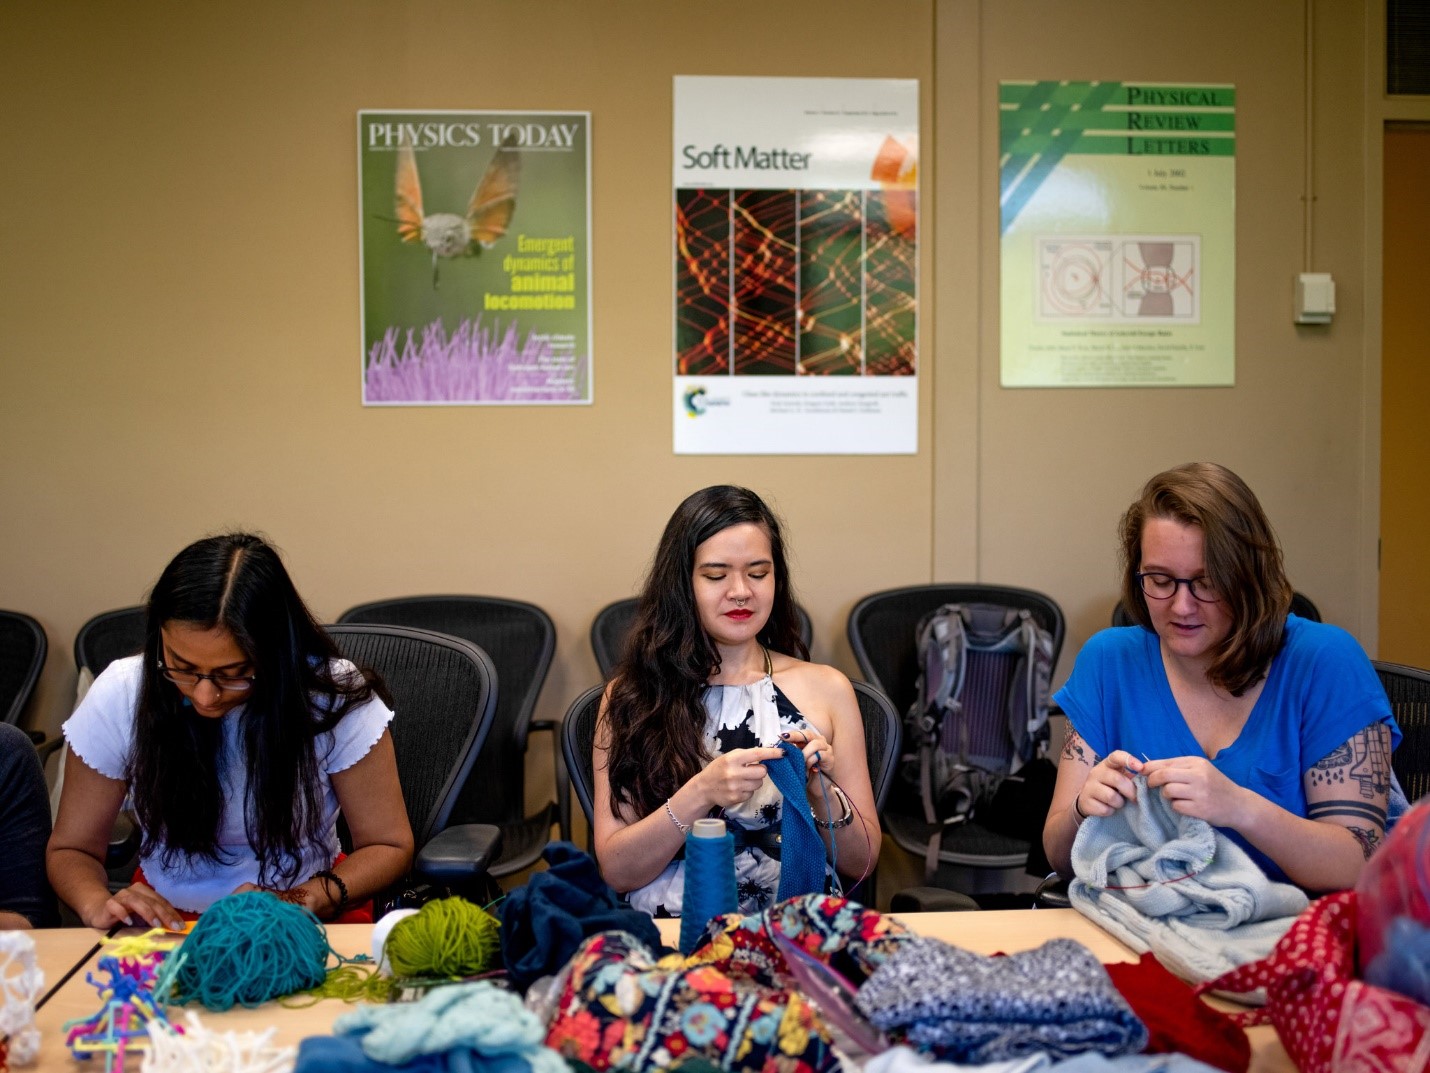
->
xmin=664 ymin=799 xmax=690 ymax=834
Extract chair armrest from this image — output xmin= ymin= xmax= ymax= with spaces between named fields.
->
xmin=530 ymin=718 xmax=571 ymax=843
xmin=413 ymin=823 xmax=503 ymax=882
xmin=28 ymin=731 xmax=65 ymax=763
xmin=1034 ymin=872 xmax=1071 ymax=909
xmin=888 ymin=886 xmax=981 ymax=913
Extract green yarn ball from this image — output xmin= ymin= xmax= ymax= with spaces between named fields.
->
xmin=384 ymin=897 xmax=502 ymax=978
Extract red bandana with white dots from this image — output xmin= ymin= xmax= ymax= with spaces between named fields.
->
xmin=1196 ymin=891 xmax=1430 ymax=1073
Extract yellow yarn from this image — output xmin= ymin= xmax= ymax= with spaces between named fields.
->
xmin=384 ymin=898 xmax=502 ymax=979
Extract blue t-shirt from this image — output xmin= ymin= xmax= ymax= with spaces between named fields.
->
xmin=1054 ymin=615 xmax=1401 ymax=883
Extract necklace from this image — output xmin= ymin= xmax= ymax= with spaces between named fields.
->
xmin=761 ymin=644 xmax=772 ymax=677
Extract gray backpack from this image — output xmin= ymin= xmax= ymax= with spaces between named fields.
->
xmin=902 ymin=603 xmax=1055 ymax=870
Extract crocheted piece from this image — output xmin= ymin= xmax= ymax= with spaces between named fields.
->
xmin=854 ymin=936 xmax=1147 ymax=1063
xmin=1198 ymin=891 xmax=1430 ymax=1073
xmin=0 ymin=932 xmax=42 ymax=1067
xmin=546 ymin=894 xmax=911 ymax=1073
xmin=1068 ymin=776 xmax=1308 ymax=986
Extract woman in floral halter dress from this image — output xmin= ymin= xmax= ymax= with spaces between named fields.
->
xmin=594 ymin=485 xmax=881 ymax=916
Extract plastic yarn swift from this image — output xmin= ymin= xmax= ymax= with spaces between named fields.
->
xmin=64 ymin=931 xmax=181 ymax=1072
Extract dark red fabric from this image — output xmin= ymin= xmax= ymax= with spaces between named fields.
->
xmin=131 ymin=851 xmax=373 ymax=924
xmin=1105 ymin=953 xmax=1251 ymax=1073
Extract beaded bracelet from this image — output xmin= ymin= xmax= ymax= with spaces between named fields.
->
xmin=664 ymin=799 xmax=690 ymax=835
xmin=313 ymin=868 xmax=349 ymax=914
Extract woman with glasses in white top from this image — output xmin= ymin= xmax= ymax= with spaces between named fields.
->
xmin=48 ymin=533 xmax=412 ymax=930
xmin=1044 ymin=462 xmax=1403 ymax=892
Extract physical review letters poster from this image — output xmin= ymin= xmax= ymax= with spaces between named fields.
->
xmin=999 ymin=82 xmax=1235 ymax=387
xmin=358 ymin=110 xmax=592 ymax=405
xmin=673 ymin=77 xmax=919 ymax=454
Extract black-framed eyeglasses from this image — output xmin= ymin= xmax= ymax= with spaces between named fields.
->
xmin=157 ymin=662 xmax=257 ymax=693
xmin=1137 ymin=572 xmax=1220 ymax=603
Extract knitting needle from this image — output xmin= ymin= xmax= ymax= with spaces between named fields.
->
xmin=33 ymin=922 xmax=124 ymax=1011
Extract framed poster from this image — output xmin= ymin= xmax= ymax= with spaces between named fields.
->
xmin=999 ymin=81 xmax=1235 ymax=387
xmin=358 ymin=110 xmax=592 ymax=405
xmin=673 ymin=77 xmax=918 ymax=454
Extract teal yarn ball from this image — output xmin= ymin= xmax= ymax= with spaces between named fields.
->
xmin=384 ymin=897 xmax=502 ymax=978
xmin=171 ymin=891 xmax=330 ymax=1010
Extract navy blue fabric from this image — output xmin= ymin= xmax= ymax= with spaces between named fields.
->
xmin=498 ymin=841 xmax=666 ymax=990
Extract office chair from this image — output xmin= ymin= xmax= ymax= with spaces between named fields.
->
xmin=0 ymin=610 xmax=47 ymax=727
xmin=847 ymin=584 xmax=1066 ymax=905
xmin=325 ymin=623 xmax=503 ymax=904
xmin=74 ymin=606 xmax=147 ymax=678
xmin=590 ymin=598 xmax=815 ymax=678
xmin=338 ymin=596 xmax=559 ymax=878
xmin=1374 ymin=660 xmax=1430 ymax=805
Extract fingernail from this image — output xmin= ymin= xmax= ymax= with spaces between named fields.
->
xmin=780 ymin=731 xmax=790 ymax=738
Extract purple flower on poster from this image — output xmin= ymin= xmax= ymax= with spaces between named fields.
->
xmin=364 ymin=318 xmax=587 ymax=404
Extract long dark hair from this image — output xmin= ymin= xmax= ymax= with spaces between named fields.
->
xmin=128 ymin=533 xmax=378 ymax=887
xmin=604 ymin=486 xmax=808 ymax=819
xmin=1119 ymin=462 xmax=1292 ymax=696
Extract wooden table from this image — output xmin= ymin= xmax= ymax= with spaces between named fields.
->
xmin=26 ymin=911 xmax=1293 ymax=1071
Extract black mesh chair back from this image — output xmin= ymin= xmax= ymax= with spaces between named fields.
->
xmin=0 ymin=610 xmax=47 ymax=726
xmin=590 ymin=598 xmax=815 ymax=678
xmin=325 ymin=623 xmax=498 ymax=850
xmin=847 ymin=584 xmax=1066 ymax=891
xmin=74 ymin=606 xmax=147 ymax=676
xmin=1374 ymin=660 xmax=1430 ymax=805
xmin=561 ymin=680 xmax=902 ymax=863
xmin=848 ymin=585 xmax=1065 ymax=714
xmin=1111 ymin=591 xmax=1322 ymax=627
xmin=337 ymin=596 xmax=557 ymax=877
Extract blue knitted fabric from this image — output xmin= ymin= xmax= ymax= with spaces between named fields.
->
xmin=764 ymin=741 xmax=828 ymax=901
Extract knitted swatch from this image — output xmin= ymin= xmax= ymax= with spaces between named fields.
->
xmin=764 ymin=740 xmax=829 ymax=901
xmin=854 ymin=936 xmax=1147 ymax=1062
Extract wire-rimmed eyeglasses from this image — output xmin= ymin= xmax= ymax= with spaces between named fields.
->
xmin=156 ymin=661 xmax=256 ymax=693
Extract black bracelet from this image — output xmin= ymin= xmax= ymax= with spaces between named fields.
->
xmin=313 ymin=868 xmax=349 ymax=914
xmin=1072 ymin=794 xmax=1089 ymax=825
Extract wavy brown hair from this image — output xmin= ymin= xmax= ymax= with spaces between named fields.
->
xmin=1119 ymin=462 xmax=1292 ymax=696
xmin=603 ymin=486 xmax=808 ymax=820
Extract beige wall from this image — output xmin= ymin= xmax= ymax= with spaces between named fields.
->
xmin=0 ymin=2 xmax=1391 ymax=834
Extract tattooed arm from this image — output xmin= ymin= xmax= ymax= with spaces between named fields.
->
xmin=1197 ymin=723 xmax=1392 ymax=892
xmin=1042 ymin=728 xmax=1144 ymax=878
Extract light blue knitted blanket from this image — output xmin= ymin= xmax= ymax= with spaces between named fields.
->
xmin=1068 ymin=775 xmax=1308 ymax=988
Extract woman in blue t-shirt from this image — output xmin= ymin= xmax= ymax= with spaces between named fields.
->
xmin=1044 ymin=463 xmax=1401 ymax=890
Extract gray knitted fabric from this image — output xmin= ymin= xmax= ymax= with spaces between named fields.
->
xmin=1068 ymin=776 xmax=1308 ymax=986
xmin=854 ymin=936 xmax=1148 ymax=1062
